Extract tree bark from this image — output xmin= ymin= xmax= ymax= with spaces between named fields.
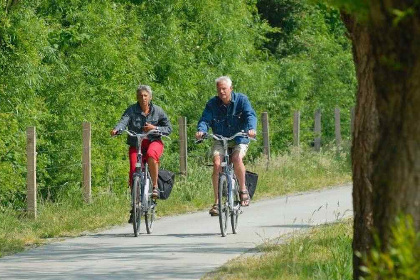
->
xmin=343 ymin=1 xmax=420 ymax=279
xmin=368 ymin=0 xmax=420 ymax=246
xmin=341 ymin=12 xmax=378 ymax=279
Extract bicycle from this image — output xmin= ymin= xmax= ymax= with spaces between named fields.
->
xmin=197 ymin=131 xmax=255 ymax=237
xmin=117 ymin=129 xmax=168 ymax=237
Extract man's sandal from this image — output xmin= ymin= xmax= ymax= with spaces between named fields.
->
xmin=209 ymin=204 xmax=219 ymax=216
xmin=239 ymin=190 xmax=250 ymax=206
xmin=152 ymin=188 xmax=159 ymax=199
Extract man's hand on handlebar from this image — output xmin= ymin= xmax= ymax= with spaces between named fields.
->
xmin=247 ymin=129 xmax=256 ymax=138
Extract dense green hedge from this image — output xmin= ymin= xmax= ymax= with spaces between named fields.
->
xmin=0 ymin=0 xmax=355 ymax=207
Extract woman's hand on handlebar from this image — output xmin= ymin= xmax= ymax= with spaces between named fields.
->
xmin=110 ymin=129 xmax=118 ymax=136
xmin=143 ymin=122 xmax=156 ymax=132
xmin=195 ymin=131 xmax=205 ymax=140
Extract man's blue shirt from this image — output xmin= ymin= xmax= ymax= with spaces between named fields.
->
xmin=197 ymin=92 xmax=257 ymax=144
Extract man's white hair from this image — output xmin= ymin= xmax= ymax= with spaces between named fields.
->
xmin=215 ymin=76 xmax=232 ymax=87
xmin=137 ymin=84 xmax=152 ymax=97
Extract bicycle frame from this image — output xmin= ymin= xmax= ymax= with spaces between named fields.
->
xmin=118 ymin=129 xmax=165 ymax=236
xmin=219 ymin=139 xmax=237 ymax=213
xmin=198 ymin=131 xmax=253 ymax=236
xmin=132 ymin=135 xmax=150 ymax=209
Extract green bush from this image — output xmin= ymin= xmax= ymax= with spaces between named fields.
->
xmin=360 ymin=215 xmax=420 ymax=280
xmin=0 ymin=0 xmax=355 ymax=206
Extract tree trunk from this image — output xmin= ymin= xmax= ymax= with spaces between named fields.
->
xmin=368 ymin=0 xmax=420 ymax=246
xmin=343 ymin=1 xmax=420 ymax=279
xmin=341 ymin=12 xmax=379 ymax=279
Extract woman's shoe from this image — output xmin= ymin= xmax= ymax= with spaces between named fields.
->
xmin=209 ymin=204 xmax=219 ymax=216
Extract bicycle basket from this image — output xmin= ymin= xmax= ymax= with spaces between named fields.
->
xmin=157 ymin=169 xmax=175 ymax=200
xmin=245 ymin=171 xmax=258 ymax=199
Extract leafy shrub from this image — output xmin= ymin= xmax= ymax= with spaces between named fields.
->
xmin=0 ymin=0 xmax=356 ymax=206
xmin=360 ymin=215 xmax=420 ymax=280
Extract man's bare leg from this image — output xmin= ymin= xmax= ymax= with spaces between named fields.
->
xmin=231 ymin=151 xmax=249 ymax=206
xmin=212 ymin=155 xmax=221 ymax=204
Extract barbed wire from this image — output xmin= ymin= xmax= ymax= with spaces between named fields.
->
xmin=37 ymin=129 xmax=81 ymax=136
xmin=37 ymin=183 xmax=73 ymax=191
xmin=41 ymin=163 xmax=82 ymax=171
xmin=36 ymin=146 xmax=82 ymax=155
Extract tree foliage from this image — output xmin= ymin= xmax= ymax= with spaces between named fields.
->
xmin=0 ymin=0 xmax=355 ymax=206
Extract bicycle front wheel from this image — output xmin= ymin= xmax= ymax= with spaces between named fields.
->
xmin=145 ymin=199 xmax=156 ymax=234
xmin=132 ymin=176 xmax=141 ymax=237
xmin=231 ymin=179 xmax=240 ymax=234
xmin=218 ymin=174 xmax=229 ymax=237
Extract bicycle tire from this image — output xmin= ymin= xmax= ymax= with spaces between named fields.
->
xmin=145 ymin=199 xmax=155 ymax=234
xmin=132 ymin=176 xmax=141 ymax=237
xmin=231 ymin=178 xmax=239 ymax=234
xmin=145 ymin=171 xmax=155 ymax=234
xmin=218 ymin=174 xmax=229 ymax=237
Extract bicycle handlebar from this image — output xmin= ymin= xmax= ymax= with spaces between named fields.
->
xmin=117 ymin=129 xmax=171 ymax=140
xmin=195 ymin=131 xmax=256 ymax=144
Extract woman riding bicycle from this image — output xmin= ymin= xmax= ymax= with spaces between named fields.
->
xmin=195 ymin=76 xmax=257 ymax=216
xmin=111 ymin=84 xmax=172 ymax=222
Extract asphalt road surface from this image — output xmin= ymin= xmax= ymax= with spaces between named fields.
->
xmin=0 ymin=185 xmax=352 ymax=280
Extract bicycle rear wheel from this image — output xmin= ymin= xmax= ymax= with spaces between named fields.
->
xmin=231 ymin=179 xmax=240 ymax=234
xmin=145 ymin=196 xmax=156 ymax=234
xmin=218 ymin=174 xmax=229 ymax=237
xmin=132 ymin=176 xmax=141 ymax=237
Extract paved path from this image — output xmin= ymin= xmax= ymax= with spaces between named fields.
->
xmin=0 ymin=185 xmax=352 ymax=280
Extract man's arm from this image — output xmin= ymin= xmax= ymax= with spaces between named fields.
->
xmin=242 ymin=96 xmax=257 ymax=132
xmin=197 ymin=102 xmax=213 ymax=133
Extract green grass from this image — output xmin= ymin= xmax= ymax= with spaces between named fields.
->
xmin=252 ymin=147 xmax=351 ymax=198
xmin=0 ymin=147 xmax=351 ymax=257
xmin=203 ymin=219 xmax=353 ymax=280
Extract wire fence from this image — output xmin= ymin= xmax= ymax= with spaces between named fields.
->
xmin=5 ymin=107 xmax=354 ymax=218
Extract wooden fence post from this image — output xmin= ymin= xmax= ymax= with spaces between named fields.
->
xmin=178 ymin=116 xmax=188 ymax=176
xmin=261 ymin=112 xmax=270 ymax=161
xmin=335 ymin=107 xmax=342 ymax=148
xmin=293 ymin=111 xmax=300 ymax=147
xmin=82 ymin=122 xmax=91 ymax=203
xmin=314 ymin=109 xmax=321 ymax=152
xmin=26 ymin=127 xmax=37 ymax=219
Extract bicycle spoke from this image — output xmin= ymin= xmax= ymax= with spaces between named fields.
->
xmin=231 ymin=178 xmax=239 ymax=234
xmin=132 ymin=176 xmax=141 ymax=237
xmin=218 ymin=174 xmax=229 ymax=237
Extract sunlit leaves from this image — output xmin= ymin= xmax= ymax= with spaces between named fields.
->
xmin=0 ymin=0 xmax=356 ymax=205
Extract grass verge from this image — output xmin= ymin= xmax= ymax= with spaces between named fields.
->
xmin=203 ymin=219 xmax=353 ymax=280
xmin=0 ymin=147 xmax=351 ymax=257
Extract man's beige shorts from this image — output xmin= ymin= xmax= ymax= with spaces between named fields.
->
xmin=212 ymin=140 xmax=249 ymax=158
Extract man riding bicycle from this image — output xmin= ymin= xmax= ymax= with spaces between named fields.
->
xmin=195 ymin=76 xmax=257 ymax=216
xmin=111 ymin=84 xmax=172 ymax=222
